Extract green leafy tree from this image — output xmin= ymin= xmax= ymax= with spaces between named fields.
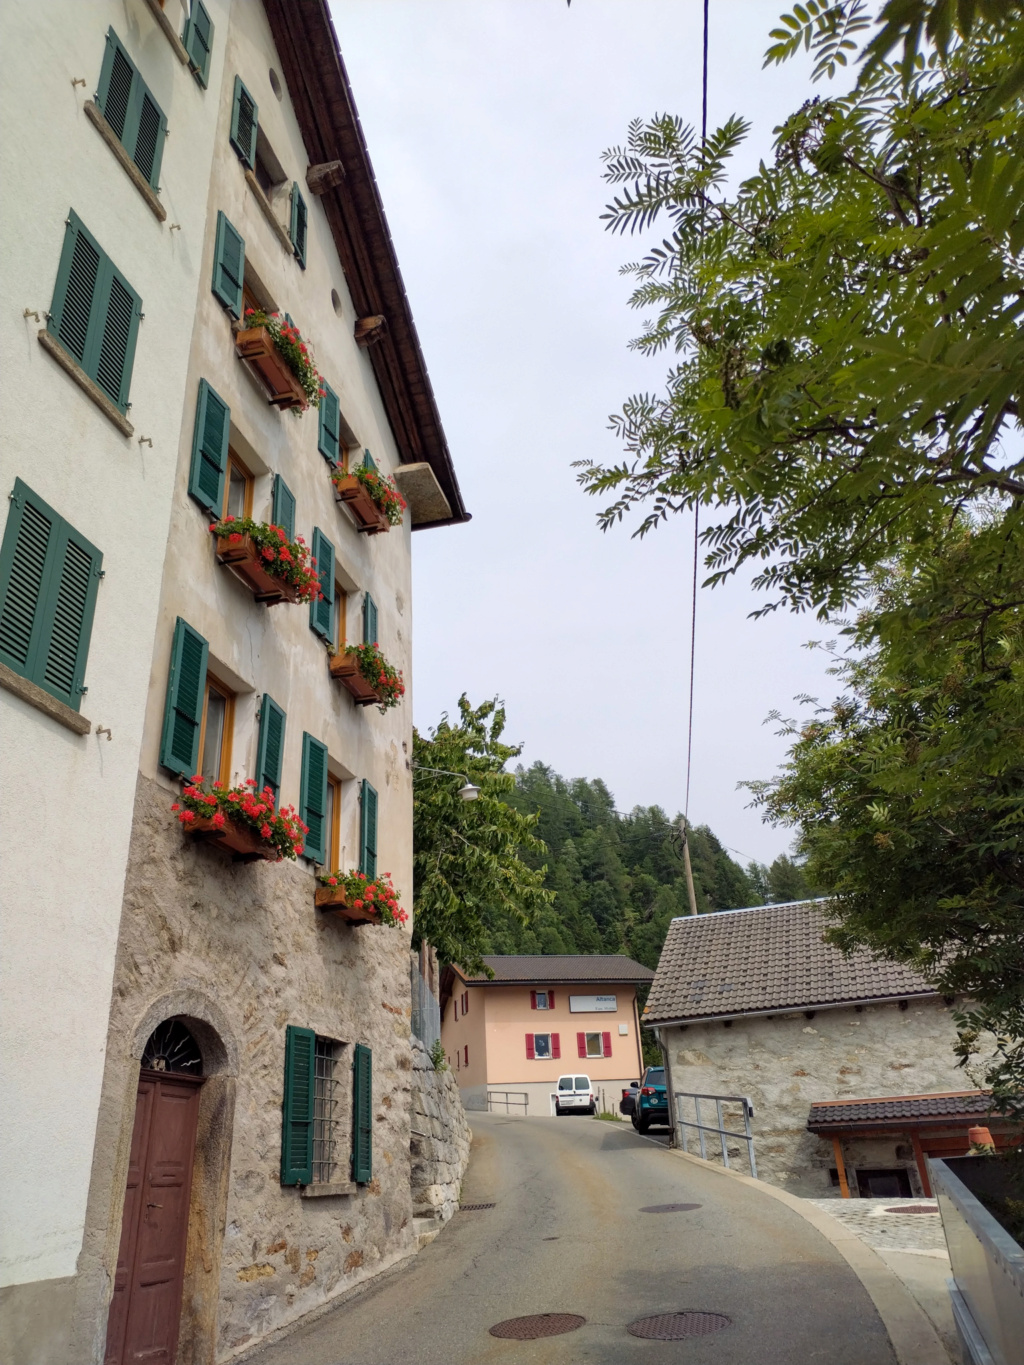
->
xmin=747 ymin=853 xmax=819 ymax=904
xmin=412 ymin=697 xmax=552 ymax=969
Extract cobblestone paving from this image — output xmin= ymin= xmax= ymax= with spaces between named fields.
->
xmin=808 ymin=1197 xmax=948 ymax=1252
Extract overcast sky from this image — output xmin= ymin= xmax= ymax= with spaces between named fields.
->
xmin=331 ymin=0 xmax=845 ymax=865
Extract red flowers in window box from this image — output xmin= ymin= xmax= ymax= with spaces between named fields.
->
xmin=210 ymin=516 xmax=322 ymax=605
xmin=235 ymin=309 xmax=323 ymax=411
xmin=315 ymin=869 xmax=407 ymax=927
xmin=331 ymin=464 xmax=406 ymax=533
xmin=174 ymin=777 xmax=308 ymax=862
xmin=327 ymin=642 xmax=404 ymax=712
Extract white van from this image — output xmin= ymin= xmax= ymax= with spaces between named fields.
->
xmin=555 ymin=1074 xmax=595 ymax=1116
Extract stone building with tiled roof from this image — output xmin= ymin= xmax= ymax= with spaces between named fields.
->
xmin=644 ymin=901 xmax=992 ymax=1198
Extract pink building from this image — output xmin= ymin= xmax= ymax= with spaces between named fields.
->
xmin=439 ymin=955 xmax=655 ymax=1114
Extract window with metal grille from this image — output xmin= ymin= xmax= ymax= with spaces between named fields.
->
xmin=312 ymin=1036 xmax=342 ymax=1184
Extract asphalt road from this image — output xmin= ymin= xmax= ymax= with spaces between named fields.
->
xmin=249 ymin=1112 xmax=895 ymax=1365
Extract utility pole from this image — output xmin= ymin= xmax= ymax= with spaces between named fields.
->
xmin=679 ymin=817 xmax=698 ymax=917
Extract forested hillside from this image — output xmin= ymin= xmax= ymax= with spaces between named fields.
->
xmin=480 ymin=762 xmax=815 ymax=970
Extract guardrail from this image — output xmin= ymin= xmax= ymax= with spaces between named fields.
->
xmin=487 ymin=1090 xmax=528 ymax=1115
xmin=674 ymin=1091 xmax=757 ymax=1178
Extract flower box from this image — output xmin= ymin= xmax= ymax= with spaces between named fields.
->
xmin=328 ymin=652 xmax=382 ymax=706
xmin=187 ymin=814 xmax=281 ymax=862
xmin=216 ymin=533 xmax=300 ymax=605
xmin=235 ymin=326 xmax=308 ymax=410
xmin=315 ymin=885 xmax=383 ymax=925
xmin=333 ymin=475 xmax=390 ymax=535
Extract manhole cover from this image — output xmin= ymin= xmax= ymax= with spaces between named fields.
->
xmin=460 ymin=1203 xmax=496 ymax=1211
xmin=489 ymin=1314 xmax=586 ymax=1340
xmin=639 ymin=1202 xmax=702 ymax=1213
xmin=627 ymin=1312 xmax=731 ymax=1340
xmin=885 ymin=1205 xmax=938 ymax=1214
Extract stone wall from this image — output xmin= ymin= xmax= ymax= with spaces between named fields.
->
xmin=409 ymin=1037 xmax=471 ymax=1240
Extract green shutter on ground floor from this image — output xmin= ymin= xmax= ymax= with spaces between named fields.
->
xmin=159 ymin=618 xmax=209 ymax=775
xmin=280 ymin=1025 xmax=315 ymax=1186
xmin=351 ymin=1043 xmax=373 ymax=1184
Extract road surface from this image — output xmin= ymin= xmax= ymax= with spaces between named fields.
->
xmin=249 ymin=1112 xmax=895 ymax=1364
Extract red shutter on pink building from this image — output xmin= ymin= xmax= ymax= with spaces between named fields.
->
xmin=526 ymin=1034 xmax=535 ymax=1059
xmin=549 ymin=990 xmax=555 ymax=1008
xmin=530 ymin=990 xmax=537 ymax=1009
xmin=551 ymin=1033 xmax=561 ymax=1059
xmin=577 ymin=1032 xmax=586 ymax=1058
xmin=602 ymin=1031 xmax=612 ymax=1057
xmin=464 ymin=1045 xmax=468 ymax=1066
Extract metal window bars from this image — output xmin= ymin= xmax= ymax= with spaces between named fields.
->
xmin=313 ymin=1036 xmax=340 ymax=1184
xmin=673 ymin=1091 xmax=758 ymax=1179
xmin=486 ymin=1091 xmax=529 ymax=1115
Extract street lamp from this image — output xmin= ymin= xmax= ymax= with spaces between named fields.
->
xmin=411 ymin=764 xmax=481 ymax=801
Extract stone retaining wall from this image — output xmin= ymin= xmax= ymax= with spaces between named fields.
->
xmin=409 ymin=1037 xmax=471 ymax=1236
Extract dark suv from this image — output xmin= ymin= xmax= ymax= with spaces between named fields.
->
xmin=620 ymin=1066 xmax=669 ymax=1133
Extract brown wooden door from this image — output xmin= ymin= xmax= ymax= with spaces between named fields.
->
xmin=104 ymin=1071 xmax=202 ymax=1365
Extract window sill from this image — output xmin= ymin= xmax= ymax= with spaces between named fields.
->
xmin=38 ymin=331 xmax=134 ymax=437
xmin=243 ymin=169 xmax=295 ymax=255
xmin=299 ymin=1181 xmax=356 ymax=1199
xmin=142 ymin=0 xmax=190 ymax=64
xmin=0 ymin=661 xmax=91 ymax=735
xmin=84 ymin=102 xmax=167 ymax=223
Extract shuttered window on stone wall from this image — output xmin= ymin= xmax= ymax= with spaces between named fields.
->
xmin=229 ymin=76 xmax=258 ymax=169
xmin=300 ymin=733 xmax=328 ymax=863
xmin=256 ymin=693 xmax=286 ymax=800
xmin=359 ymin=779 xmax=377 ymax=879
xmin=187 ymin=379 xmax=230 ymax=513
xmin=47 ymin=210 xmax=143 ymax=414
xmin=351 ymin=1043 xmax=373 ymax=1185
xmin=290 ymin=182 xmax=308 ymax=268
xmin=182 ymin=0 xmax=214 ymax=88
xmin=211 ymin=210 xmax=245 ymax=318
xmin=318 ymin=384 xmax=340 ymax=465
xmin=309 ymin=528 xmax=335 ymax=643
xmin=0 ymin=479 xmax=103 ymax=711
xmin=96 ymin=29 xmax=168 ymax=190
xmin=159 ymin=618 xmax=209 ymax=774
xmin=280 ymin=1025 xmax=315 ymax=1186
xmin=272 ymin=474 xmax=296 ymax=543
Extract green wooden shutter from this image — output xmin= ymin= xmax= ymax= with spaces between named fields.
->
xmin=359 ymin=779 xmax=377 ymax=879
xmin=309 ymin=529 xmax=335 ymax=642
xmin=318 ymin=384 xmax=340 ymax=464
xmin=363 ymin=592 xmax=378 ymax=646
xmin=229 ymin=76 xmax=258 ymax=169
xmin=187 ymin=379 xmax=230 ymax=514
xmin=300 ymin=734 xmax=329 ymax=863
xmin=96 ymin=30 xmax=166 ymax=189
xmin=0 ymin=480 xmax=102 ymax=711
xmin=212 ymin=210 xmax=244 ymax=318
xmin=159 ymin=618 xmax=208 ymax=775
xmin=182 ymin=0 xmax=214 ymax=88
xmin=132 ymin=86 xmax=167 ymax=190
xmin=362 ymin=449 xmax=377 ymax=473
xmin=48 ymin=211 xmax=102 ymax=367
xmin=271 ymin=474 xmax=296 ymax=543
xmin=256 ymin=694 xmax=286 ymax=800
xmin=351 ymin=1044 xmax=373 ymax=1184
xmin=93 ymin=260 xmax=142 ymax=412
xmin=280 ymin=1025 xmax=315 ymax=1186
xmin=290 ymin=182 xmax=308 ymax=268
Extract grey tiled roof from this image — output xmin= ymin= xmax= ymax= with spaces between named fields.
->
xmin=459 ymin=955 xmax=655 ymax=985
xmin=643 ymin=900 xmax=935 ymax=1024
xmin=808 ymin=1091 xmax=994 ymax=1130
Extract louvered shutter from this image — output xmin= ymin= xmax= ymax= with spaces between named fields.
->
xmin=290 ymin=182 xmax=308 ymax=268
xmin=229 ymin=76 xmax=258 ymax=169
xmin=272 ymin=474 xmax=296 ymax=542
xmin=525 ymin=1035 xmax=535 ymax=1060
xmin=318 ymin=384 xmax=340 ymax=464
xmin=362 ymin=450 xmax=377 ymax=473
xmin=280 ymin=1025 xmax=314 ymax=1186
xmin=309 ymin=529 xmax=334 ymax=642
xmin=35 ymin=523 xmax=104 ymax=708
xmin=530 ymin=991 xmax=537 ymax=1010
xmin=351 ymin=1044 xmax=373 ymax=1184
xmin=300 ymin=733 xmax=328 ymax=863
xmin=96 ymin=30 xmax=167 ymax=189
xmin=93 ymin=260 xmax=142 ymax=412
xmin=187 ymin=380 xmax=230 ymax=513
xmin=577 ymin=1033 xmax=586 ymax=1059
xmin=182 ymin=0 xmax=214 ymax=88
xmin=49 ymin=212 xmax=101 ymax=368
xmin=602 ymin=1032 xmax=612 ymax=1058
xmin=363 ymin=593 xmax=378 ymax=647
xmin=256 ymin=694 xmax=286 ymax=800
xmin=552 ymin=1034 xmax=561 ymax=1060
xmin=359 ymin=779 xmax=377 ymax=879
xmin=159 ymin=618 xmax=209 ymax=775
xmin=549 ymin=991 xmax=555 ymax=1008
xmin=211 ymin=210 xmax=245 ymax=318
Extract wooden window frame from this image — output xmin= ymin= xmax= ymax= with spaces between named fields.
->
xmin=326 ymin=772 xmax=342 ymax=871
xmin=334 ymin=585 xmax=346 ymax=650
xmin=197 ymin=672 xmax=235 ymax=785
xmin=222 ymin=449 xmax=254 ymax=521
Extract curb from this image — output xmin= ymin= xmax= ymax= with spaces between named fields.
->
xmin=637 ymin=1135 xmax=949 ymax=1365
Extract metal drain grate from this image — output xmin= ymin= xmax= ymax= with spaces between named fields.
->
xmin=460 ymin=1202 xmax=496 ymax=1211
xmin=639 ymin=1202 xmax=702 ymax=1213
xmin=628 ymin=1312 xmax=731 ymax=1340
xmin=489 ymin=1314 xmax=586 ymax=1340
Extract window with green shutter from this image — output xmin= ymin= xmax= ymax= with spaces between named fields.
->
xmin=309 ymin=529 xmax=335 ymax=642
xmin=256 ymin=693 xmax=286 ymax=800
xmin=47 ymin=210 xmax=143 ymax=414
xmin=211 ymin=210 xmax=245 ymax=318
xmin=0 ymin=480 xmax=103 ymax=712
xmin=290 ymin=182 xmax=308 ymax=268
xmin=96 ymin=29 xmax=167 ymax=191
xmin=272 ymin=474 xmax=296 ymax=543
xmin=159 ymin=618 xmax=209 ymax=775
xmin=229 ymin=76 xmax=258 ymax=169
xmin=182 ymin=0 xmax=214 ymax=88
xmin=280 ymin=1025 xmax=315 ymax=1186
xmin=359 ymin=779 xmax=377 ymax=879
xmin=187 ymin=379 xmax=230 ymax=514
xmin=363 ymin=592 xmax=378 ymax=647
xmin=351 ymin=1044 xmax=373 ymax=1184
xmin=300 ymin=734 xmax=328 ymax=863
xmin=318 ymin=384 xmax=340 ymax=465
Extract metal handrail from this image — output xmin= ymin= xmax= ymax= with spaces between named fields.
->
xmin=674 ymin=1091 xmax=757 ymax=1179
xmin=487 ymin=1090 xmax=528 ymax=1114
